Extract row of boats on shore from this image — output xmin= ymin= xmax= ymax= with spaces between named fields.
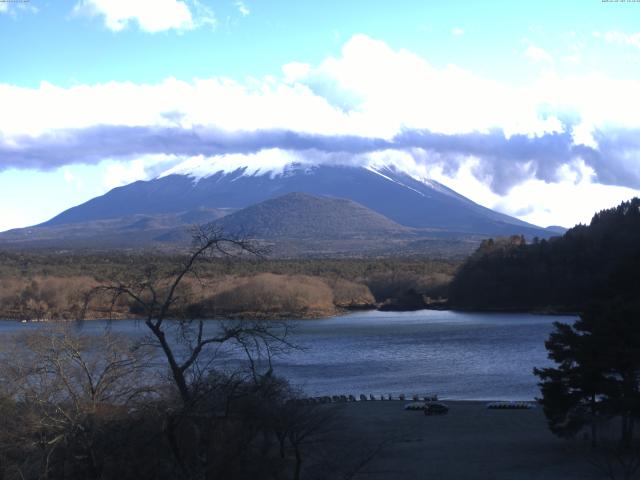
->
xmin=289 ymin=393 xmax=439 ymax=405
xmin=290 ymin=395 xmax=536 ymax=410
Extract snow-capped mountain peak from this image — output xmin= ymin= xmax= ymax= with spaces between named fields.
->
xmin=158 ymin=149 xmax=451 ymax=197
xmin=159 ymin=149 xmax=312 ymax=181
xmin=35 ymin=148 xmax=551 ymax=240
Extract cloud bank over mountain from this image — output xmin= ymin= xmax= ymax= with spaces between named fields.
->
xmin=3 ymin=125 xmax=639 ymax=196
xmin=1 ymin=34 xmax=639 ymax=227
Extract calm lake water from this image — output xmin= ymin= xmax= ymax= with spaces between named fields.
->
xmin=0 ymin=310 xmax=577 ymax=401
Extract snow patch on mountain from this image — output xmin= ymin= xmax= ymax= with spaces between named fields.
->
xmin=364 ymin=150 xmax=461 ymax=198
xmin=158 ymin=147 xmax=460 ymax=199
xmin=159 ymin=149 xmax=312 ymax=180
xmin=365 ymin=165 xmax=426 ymax=197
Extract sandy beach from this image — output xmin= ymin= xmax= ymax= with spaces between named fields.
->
xmin=329 ymin=400 xmax=601 ymax=480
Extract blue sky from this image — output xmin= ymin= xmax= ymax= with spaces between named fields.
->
xmin=5 ymin=0 xmax=640 ymax=87
xmin=2 ymin=0 xmax=640 ymax=230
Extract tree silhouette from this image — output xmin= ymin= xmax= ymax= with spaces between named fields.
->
xmin=535 ymin=300 xmax=640 ymax=447
xmin=86 ymin=225 xmax=292 ymax=405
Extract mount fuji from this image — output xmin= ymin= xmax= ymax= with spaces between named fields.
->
xmin=1 ymin=157 xmax=559 ymax=255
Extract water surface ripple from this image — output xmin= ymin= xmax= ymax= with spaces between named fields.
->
xmin=0 ymin=310 xmax=576 ymax=400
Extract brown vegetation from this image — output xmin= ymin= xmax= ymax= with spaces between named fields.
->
xmin=0 ymin=251 xmax=457 ymax=320
xmin=205 ymin=273 xmax=337 ymax=318
xmin=324 ymin=277 xmax=376 ymax=309
xmin=0 ymin=276 xmax=98 ymax=320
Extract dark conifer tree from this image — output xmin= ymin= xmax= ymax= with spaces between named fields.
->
xmin=535 ymin=300 xmax=640 ymax=446
xmin=534 ymin=319 xmax=609 ymax=444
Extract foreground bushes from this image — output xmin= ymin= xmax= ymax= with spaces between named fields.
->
xmin=0 ymin=327 xmax=353 ymax=480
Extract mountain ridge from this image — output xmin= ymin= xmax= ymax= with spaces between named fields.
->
xmin=40 ymin=162 xmax=549 ymax=236
xmin=1 ymin=161 xmax=560 ymax=256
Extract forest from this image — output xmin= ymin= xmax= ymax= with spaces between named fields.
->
xmin=448 ymin=198 xmax=640 ymax=312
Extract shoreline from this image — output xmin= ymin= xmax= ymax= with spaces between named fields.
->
xmin=441 ymin=304 xmax=581 ymax=316
xmin=1 ymin=304 xmax=581 ymax=323
xmin=293 ymin=397 xmax=540 ymax=404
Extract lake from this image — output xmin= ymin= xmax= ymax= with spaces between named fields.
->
xmin=0 ymin=310 xmax=577 ymax=400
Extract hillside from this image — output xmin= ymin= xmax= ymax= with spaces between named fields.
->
xmin=214 ymin=192 xmax=411 ymax=239
xmin=0 ymin=208 xmax=230 ymax=250
xmin=448 ymin=198 xmax=640 ymax=311
xmin=153 ymin=193 xmax=482 ymax=258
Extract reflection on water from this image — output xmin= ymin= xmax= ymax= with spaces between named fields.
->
xmin=0 ymin=310 xmax=577 ymax=400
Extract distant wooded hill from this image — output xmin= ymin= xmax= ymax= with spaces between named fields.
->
xmin=449 ymin=198 xmax=640 ymax=312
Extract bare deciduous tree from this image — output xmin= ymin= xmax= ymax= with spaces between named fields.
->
xmin=0 ymin=326 xmax=152 ymax=479
xmin=81 ymin=226 xmax=303 ymax=478
xmin=85 ymin=225 xmax=293 ymax=405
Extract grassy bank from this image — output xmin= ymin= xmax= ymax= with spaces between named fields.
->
xmin=0 ymin=251 xmax=457 ymax=320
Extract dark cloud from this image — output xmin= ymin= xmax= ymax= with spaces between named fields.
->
xmin=577 ymin=129 xmax=640 ymax=188
xmin=394 ymin=128 xmax=640 ymax=194
xmin=0 ymin=126 xmax=391 ymax=171
xmin=1 ymin=124 xmax=638 ymax=194
xmin=394 ymin=129 xmax=576 ymax=194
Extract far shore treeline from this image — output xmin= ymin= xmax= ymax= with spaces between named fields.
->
xmin=449 ymin=197 xmax=640 ymax=313
xmin=0 ymin=254 xmax=455 ymax=321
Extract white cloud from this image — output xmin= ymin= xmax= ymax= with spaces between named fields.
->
xmin=451 ymin=27 xmax=464 ymax=36
xmin=3 ymin=35 xmax=640 ymax=143
xmin=524 ymin=45 xmax=553 ymax=63
xmin=0 ymin=1 xmax=38 ymax=15
xmin=103 ymin=159 xmax=149 ymax=190
xmin=282 ymin=62 xmax=312 ymax=83
xmin=63 ymin=168 xmax=75 ymax=183
xmin=102 ymin=154 xmax=179 ymax=189
xmin=161 ymin=149 xmax=304 ymax=179
xmin=424 ymin=156 xmax=638 ymax=228
xmin=0 ymin=76 xmax=356 ymax=140
xmin=235 ymin=1 xmax=250 ymax=16
xmin=594 ymin=31 xmax=640 ymax=49
xmin=282 ymin=35 xmax=564 ymax=138
xmin=63 ymin=167 xmax=85 ymax=192
xmin=1 ymin=32 xmax=640 ymax=192
xmin=2 ymin=34 xmax=640 ymax=227
xmin=570 ymin=121 xmax=597 ymax=149
xmin=72 ymin=0 xmax=215 ymax=33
